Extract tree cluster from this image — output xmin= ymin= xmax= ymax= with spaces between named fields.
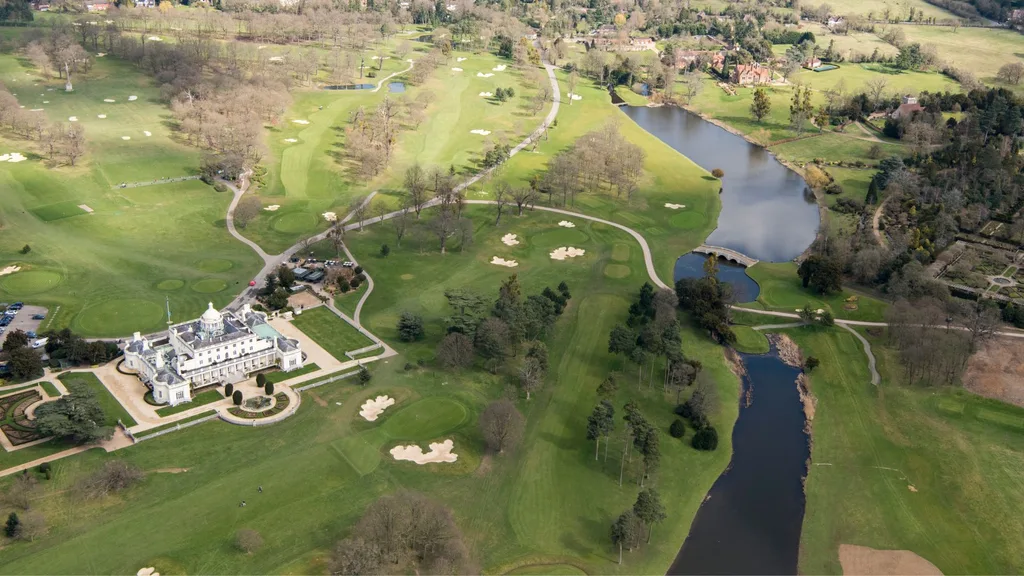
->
xmin=610 ymin=489 xmax=667 ymax=564
xmin=541 ymin=122 xmax=645 ymax=206
xmin=34 ymin=383 xmax=112 ymax=444
xmin=675 ymin=257 xmax=735 ymax=344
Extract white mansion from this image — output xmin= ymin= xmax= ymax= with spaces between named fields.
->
xmin=123 ymin=303 xmax=304 ymax=406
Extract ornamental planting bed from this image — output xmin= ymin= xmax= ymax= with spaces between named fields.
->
xmin=227 ymin=393 xmax=291 ymax=419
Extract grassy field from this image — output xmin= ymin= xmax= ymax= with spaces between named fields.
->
xmin=896 ymin=25 xmax=1024 ymax=89
xmin=264 ymin=363 xmax=321 ymax=384
xmin=785 ymin=327 xmax=1024 ymax=574
xmin=731 ymin=325 xmax=770 ymax=354
xmin=57 ymin=372 xmax=137 ymax=428
xmin=290 ymin=306 xmax=374 ymax=359
xmin=0 ymin=54 xmax=262 ymax=337
xmin=154 ymin=389 xmax=224 ymax=417
xmin=740 ymin=262 xmax=889 ymax=322
xmin=807 ymin=0 xmax=958 ymax=20
xmin=0 ymin=205 xmax=740 ymax=574
xmin=787 ymin=62 xmax=958 ymax=95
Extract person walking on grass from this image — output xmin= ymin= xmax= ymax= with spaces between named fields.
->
xmin=258 ymin=486 xmax=263 ymax=493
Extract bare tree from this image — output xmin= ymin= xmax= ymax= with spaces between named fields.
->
xmin=865 ymin=77 xmax=889 ymax=108
xmin=479 ymin=399 xmax=524 ymax=453
xmin=679 ymin=71 xmax=703 ymax=104
xmin=235 ymin=529 xmax=264 ymax=554
xmin=493 ymin=181 xmax=510 ymax=225
xmin=404 ymin=163 xmax=430 ymax=218
xmin=430 ymin=205 xmax=457 ymax=253
xmin=330 ymin=538 xmax=380 ymax=575
xmin=391 ymin=206 xmax=409 ymax=248
xmin=997 ymin=62 xmax=1024 ymax=85
xmin=233 ymin=195 xmax=261 ymax=229
xmin=511 ymin=186 xmax=537 ymax=215
xmin=437 ymin=332 xmax=473 ymax=369
xmin=62 ymin=122 xmax=86 ymax=166
xmin=519 ymin=356 xmax=544 ymax=400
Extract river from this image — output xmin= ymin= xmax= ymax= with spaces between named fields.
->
xmin=620 ymin=105 xmax=817 ymax=574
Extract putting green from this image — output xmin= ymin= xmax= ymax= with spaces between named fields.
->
xmin=530 ymin=228 xmax=589 ymax=247
xmin=670 ymin=211 xmax=704 ymax=229
xmin=382 ymin=397 xmax=468 ymax=440
xmin=1 ymin=270 xmax=61 ymax=295
xmin=155 ymin=279 xmax=184 ymax=291
xmin=75 ymin=299 xmax=164 ymax=336
xmin=611 ymin=243 xmax=631 ymax=262
xmin=603 ymin=264 xmax=631 ymax=279
xmin=191 ymin=279 xmax=228 ymax=294
xmin=196 ymin=258 xmax=234 ymax=273
xmin=272 ymin=211 xmax=318 ymax=234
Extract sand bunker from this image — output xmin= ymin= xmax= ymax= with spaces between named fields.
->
xmin=501 ymin=233 xmax=519 ymax=246
xmin=451 ymin=67 xmax=463 ymax=72
xmin=143 ymin=131 xmax=152 ymax=137
xmin=292 ymin=119 xmax=310 ymax=125
xmin=0 ymin=265 xmax=21 ymax=276
xmin=838 ymin=545 xmax=942 ymax=575
xmin=664 ymin=203 xmax=686 ymax=209
xmin=78 ymin=204 xmax=93 ymax=213
xmin=97 ymin=114 xmax=106 ymax=118
xmin=29 ymin=108 xmax=43 ymax=112
xmin=492 ymin=64 xmax=507 ymax=71
xmin=390 ymin=439 xmax=458 ymax=465
xmin=68 ymin=116 xmax=78 ymax=122
xmin=359 ymin=395 xmax=395 ymax=421
xmin=96 ymin=52 xmax=106 ymax=57
xmin=456 ymin=57 xmax=467 ymax=62
xmin=550 ymin=246 xmax=585 ymax=260
xmin=148 ymin=36 xmax=162 ymax=41
xmin=268 ymin=56 xmax=284 ymax=62
xmin=322 ymin=211 xmax=337 ymax=221
xmin=128 ymin=95 xmax=137 ymax=101
xmin=264 ymin=205 xmax=280 ymax=211
xmin=470 ymin=129 xmax=491 ymax=136
xmin=137 ymin=568 xmax=161 ymax=576
xmin=477 ymin=72 xmax=494 ymax=78
xmin=42 ymin=100 xmax=49 ymax=103
xmin=491 ymin=256 xmax=519 ymax=267
xmin=121 ymin=136 xmax=131 ymax=140
xmin=479 ymin=91 xmax=493 ymax=97
xmin=567 ymin=93 xmax=583 ymax=101
xmin=371 ymin=55 xmax=390 ymax=60
xmin=104 ymin=98 xmax=115 ymax=102
xmin=558 ymin=221 xmax=576 ymax=228
xmin=0 ymin=153 xmax=27 ymax=163
xmin=284 ymin=138 xmax=298 ymax=143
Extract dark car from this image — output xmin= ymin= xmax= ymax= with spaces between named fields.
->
xmin=9 ymin=302 xmax=23 ymax=310
xmin=0 ymin=317 xmax=11 ymax=327
xmin=31 ymin=314 xmax=45 ymax=320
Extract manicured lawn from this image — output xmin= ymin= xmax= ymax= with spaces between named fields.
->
xmin=0 ymin=55 xmax=263 ymax=337
xmin=895 ymin=25 xmax=1024 ymax=90
xmin=39 ymin=381 xmax=60 ymax=398
xmin=134 ymin=410 xmax=219 ymax=439
xmin=57 ymin=372 xmax=137 ymax=427
xmin=732 ymin=325 xmax=770 ymax=354
xmin=783 ymin=327 xmax=1024 ymax=574
xmin=155 ymin=390 xmax=224 ymax=417
xmin=813 ymin=0 xmax=956 ymax=19
xmin=291 ymin=306 xmax=374 ymax=359
xmin=264 ymin=363 xmax=321 ymax=384
xmin=740 ymin=262 xmax=889 ymax=322
xmin=788 ymin=62 xmax=958 ymax=95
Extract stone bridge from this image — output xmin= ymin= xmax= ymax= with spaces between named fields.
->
xmin=693 ymin=245 xmax=759 ymax=267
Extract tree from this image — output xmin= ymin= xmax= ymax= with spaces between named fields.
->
xmin=692 ymin=426 xmax=719 ymax=450
xmin=224 ymin=383 xmax=234 ymax=397
xmin=750 ymin=87 xmax=772 ymax=122
xmin=804 ymin=357 xmax=820 ymax=371
xmin=265 ymin=382 xmax=275 ymax=395
xmin=405 ymin=163 xmax=430 ymax=219
xmin=997 ymin=62 xmax=1024 ymax=85
xmin=233 ymin=195 xmax=261 ymax=229
xmin=277 ymin=265 xmax=295 ymax=289
xmin=380 ymin=244 xmax=390 ymax=258
xmin=597 ymin=375 xmax=619 ymax=398
xmin=62 ymin=122 xmax=86 ymax=166
xmin=480 ymin=399 xmax=524 ymax=453
xmin=611 ymin=510 xmax=642 ymax=564
xmin=864 ymin=77 xmax=888 ymax=108
xmin=669 ymin=419 xmax=686 ymax=438
xmin=76 ymin=461 xmax=144 ymax=498
xmin=330 ymin=538 xmax=381 ymax=575
xmin=511 ymin=186 xmax=537 ymax=216
xmin=232 ymin=390 xmax=243 ymax=405
xmin=437 ymin=332 xmax=474 ymax=369
xmin=680 ymin=70 xmax=703 ymax=104
xmin=5 ymin=512 xmax=20 ymax=539
xmin=797 ymin=255 xmax=843 ymax=294
xmin=518 ymin=356 xmax=544 ymax=400
xmin=493 ymin=180 xmax=510 ymax=225
xmin=586 ymin=400 xmax=616 ymax=460
xmin=235 ymin=528 xmax=264 ymax=554
xmin=633 ymin=489 xmax=667 ymax=543
xmin=711 ymin=168 xmax=725 ymax=178
xmin=474 ymin=317 xmax=511 ymax=361
xmin=35 ymin=383 xmax=110 ymax=443
xmin=865 ymin=178 xmax=879 ymax=205
xmin=397 ymin=312 xmax=425 ymax=342
xmin=16 ymin=511 xmax=46 ymax=542
xmin=2 ymin=329 xmax=29 ymax=353
xmin=256 ymin=373 xmax=267 ymax=388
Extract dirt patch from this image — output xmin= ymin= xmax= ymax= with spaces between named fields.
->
xmin=150 ymin=468 xmax=188 ymax=474
xmin=769 ymin=333 xmax=803 ymax=367
xmin=475 ymin=454 xmax=492 ymax=477
xmin=724 ymin=347 xmax=747 ymax=379
xmin=962 ymin=337 xmax=1024 ymax=407
xmin=308 ymin=390 xmax=328 ymax=407
xmin=838 ymin=544 xmax=942 ymax=575
xmin=797 ymin=373 xmax=816 ymax=427
xmin=288 ymin=291 xmax=323 ymax=310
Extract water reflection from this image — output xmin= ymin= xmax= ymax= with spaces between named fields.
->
xmin=673 ymin=253 xmax=759 ymax=303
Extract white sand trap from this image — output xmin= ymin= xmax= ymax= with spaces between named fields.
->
xmin=68 ymin=116 xmax=78 ymax=122
xmin=42 ymin=100 xmax=49 ymax=103
xmin=501 ymin=233 xmax=519 ymax=246
xmin=284 ymin=138 xmax=298 ymax=143
xmin=103 ymin=98 xmax=115 ymax=102
xmin=456 ymin=57 xmax=468 ymax=62
xmin=268 ymin=56 xmax=284 ymax=62
xmin=322 ymin=211 xmax=337 ymax=221
xmin=390 ymin=439 xmax=458 ymax=465
xmin=148 ymin=36 xmax=162 ymax=41
xmin=470 ymin=129 xmax=491 ymax=135
xmin=136 ymin=568 xmax=161 ymax=576
xmin=492 ymin=64 xmax=507 ymax=71
xmin=264 ymin=204 xmax=280 ymax=211
xmin=0 ymin=265 xmax=21 ymax=276
xmin=491 ymin=256 xmax=519 ymax=267
xmin=550 ymin=246 xmax=586 ymax=260
xmin=257 ymin=45 xmax=267 ymax=50
xmin=97 ymin=114 xmax=106 ymax=118
xmin=479 ymin=91 xmax=493 ymax=97
xmin=371 ymin=56 xmax=391 ymax=60
xmin=477 ymin=72 xmax=494 ymax=78
xmin=558 ymin=220 xmax=576 ymax=228
xmin=78 ymin=204 xmax=93 ymax=213
xmin=143 ymin=131 xmax=152 ymax=137
xmin=0 ymin=153 xmax=27 ymax=163
xmin=121 ymin=136 xmax=131 ymax=140
xmin=29 ymin=108 xmax=44 ymax=112
xmin=567 ymin=93 xmax=583 ymax=101
xmin=128 ymin=95 xmax=138 ymax=101
xmin=359 ymin=395 xmax=395 ymax=421
xmin=96 ymin=52 xmax=106 ymax=57
xmin=292 ymin=119 xmax=310 ymax=125
xmin=451 ymin=67 xmax=463 ymax=72
xmin=664 ymin=203 xmax=686 ymax=209
xmin=838 ymin=544 xmax=941 ymax=575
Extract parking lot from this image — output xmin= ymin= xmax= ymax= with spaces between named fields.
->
xmin=0 ymin=305 xmax=49 ymax=348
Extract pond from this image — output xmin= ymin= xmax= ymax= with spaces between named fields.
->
xmin=673 ymin=253 xmax=760 ymax=302
xmin=324 ymin=84 xmax=375 ymax=90
xmin=621 ymin=106 xmax=819 ymax=263
xmin=388 ymin=82 xmax=406 ymax=93
xmin=668 ymin=343 xmax=808 ymax=575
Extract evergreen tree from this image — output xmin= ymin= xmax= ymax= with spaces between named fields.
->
xmin=750 ymin=87 xmax=772 ymax=123
xmin=586 ymin=400 xmax=616 ymax=460
xmin=865 ymin=178 xmax=879 ymax=204
xmin=633 ymin=489 xmax=667 ymax=543
xmin=5 ymin=512 xmax=20 ymax=538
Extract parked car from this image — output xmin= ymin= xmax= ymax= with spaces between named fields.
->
xmin=342 ymin=261 xmax=355 ymax=268
xmin=10 ymin=302 xmax=23 ymax=310
xmin=0 ymin=317 xmax=11 ymax=327
xmin=27 ymin=331 xmax=36 ymax=338
xmin=31 ymin=337 xmax=48 ymax=349
xmin=4 ymin=309 xmax=16 ymax=316
xmin=31 ymin=314 xmax=45 ymax=320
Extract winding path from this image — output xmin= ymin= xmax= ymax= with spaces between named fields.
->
xmin=839 ymin=323 xmax=881 ymax=386
xmin=872 ymin=195 xmax=890 ymax=247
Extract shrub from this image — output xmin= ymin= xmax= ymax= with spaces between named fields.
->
xmin=256 ymin=373 xmax=267 ymax=388
xmin=76 ymin=461 xmax=145 ymax=498
xmin=711 ymin=168 xmax=725 ymax=178
xmin=232 ymin=390 xmax=243 ymax=405
xmin=692 ymin=426 xmax=719 ymax=451
xmin=235 ymin=528 xmax=264 ymax=554
xmin=224 ymin=383 xmax=234 ymax=397
xmin=669 ymin=419 xmax=686 ymax=439
xmin=337 ymin=277 xmax=351 ymax=292
xmin=404 ymin=362 xmax=415 ymax=371
xmin=5 ymin=512 xmax=20 ymax=538
xmin=805 ymin=357 xmax=820 ymax=371
xmin=265 ymin=382 xmax=275 ymax=395
xmin=354 ymin=266 xmax=363 ymax=274
xmin=358 ymin=366 xmax=371 ymax=385
xmin=214 ymin=183 xmax=228 ymax=193
xmin=350 ymin=278 xmax=361 ymax=289
xmin=674 ymin=402 xmax=693 ymax=419
xmin=38 ymin=462 xmax=50 ymax=474
xmin=20 ymin=245 xmax=30 ymax=254
xmin=397 ymin=312 xmax=425 ymax=342
xmin=380 ymin=244 xmax=390 ymax=258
